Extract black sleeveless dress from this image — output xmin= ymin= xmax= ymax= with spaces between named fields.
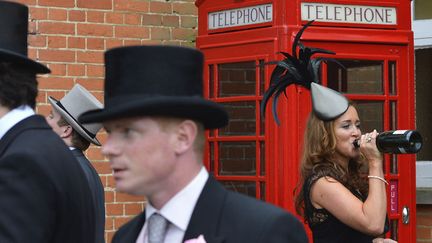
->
xmin=303 ymin=174 xmax=387 ymax=243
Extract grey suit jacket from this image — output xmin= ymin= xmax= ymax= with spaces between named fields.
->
xmin=72 ymin=149 xmax=106 ymax=243
xmin=112 ymin=176 xmax=308 ymax=243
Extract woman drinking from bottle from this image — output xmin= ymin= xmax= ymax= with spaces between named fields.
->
xmin=261 ymin=21 xmax=396 ymax=242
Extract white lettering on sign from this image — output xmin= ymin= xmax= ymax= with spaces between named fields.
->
xmin=301 ymin=2 xmax=397 ymax=25
xmin=390 ymin=181 xmax=398 ymax=214
xmin=208 ymin=4 xmax=273 ymax=30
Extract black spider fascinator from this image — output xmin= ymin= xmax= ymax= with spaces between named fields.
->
xmin=261 ymin=20 xmax=348 ymax=124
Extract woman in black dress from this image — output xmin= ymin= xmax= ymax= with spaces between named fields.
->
xmin=295 ymin=104 xmax=389 ymax=242
xmin=261 ymin=21 xmax=396 ymax=243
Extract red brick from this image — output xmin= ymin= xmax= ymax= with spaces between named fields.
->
xmin=116 ymin=193 xmax=145 ymax=203
xmin=125 ymin=13 xmax=141 ymax=25
xmin=29 ymin=7 xmax=48 ymax=20
xmin=87 ymin=11 xmax=105 ymax=23
xmin=77 ymin=0 xmax=112 ymax=10
xmin=92 ymin=161 xmax=112 ymax=174
xmin=48 ymin=8 xmax=67 ymax=21
xmin=68 ymin=37 xmax=86 ymax=49
xmin=39 ymin=49 xmax=75 ymax=62
xmin=418 ymin=215 xmax=432 ymax=226
xmin=67 ymin=64 xmax=86 ymax=76
xmin=106 ymin=231 xmax=115 ymax=243
xmin=142 ymin=14 xmax=162 ymax=26
xmin=27 ymin=48 xmax=38 ymax=60
xmin=173 ymin=2 xmax=197 ymax=15
xmin=77 ymin=23 xmax=113 ymax=37
xmin=115 ymin=25 xmax=149 ymax=39
xmin=87 ymin=38 xmax=105 ymax=50
xmin=77 ymin=51 xmax=104 ymax=63
xmin=151 ymin=27 xmax=170 ymax=40
xmin=150 ymin=1 xmax=172 ymax=14
xmin=28 ymin=21 xmax=37 ymax=35
xmin=172 ymin=28 xmax=196 ymax=41
xmin=106 ymin=204 xmax=124 ymax=216
xmin=47 ymin=63 xmax=67 ymax=76
xmin=18 ymin=0 xmax=37 ymax=5
xmin=114 ymin=0 xmax=149 ymax=12
xmin=77 ymin=78 xmax=104 ymax=91
xmin=417 ymin=226 xmax=432 ymax=239
xmin=69 ymin=10 xmax=86 ymax=22
xmin=48 ymin=36 xmax=67 ymax=48
xmin=181 ymin=16 xmax=197 ymax=28
xmin=97 ymin=132 xmax=107 ymax=144
xmin=105 ymin=191 xmax=115 ymax=203
xmin=87 ymin=64 xmax=104 ymax=77
xmin=99 ymin=175 xmax=108 ymax=187
xmin=105 ymin=12 xmax=124 ymax=24
xmin=38 ymin=76 xmax=74 ymax=89
xmin=28 ymin=35 xmax=47 ymax=47
xmin=45 ymin=90 xmax=67 ymax=101
xmin=36 ymin=91 xmax=47 ymax=104
xmin=125 ymin=203 xmax=143 ymax=215
xmin=162 ymin=15 xmax=180 ymax=27
xmin=114 ymin=217 xmax=134 ymax=229
xmin=86 ymin=146 xmax=106 ymax=161
xmin=39 ymin=0 xmax=74 ymax=7
xmin=107 ymin=175 xmax=116 ymax=188
xmin=141 ymin=39 xmax=165 ymax=45
xmin=105 ymin=39 xmax=123 ymax=49
xmin=36 ymin=105 xmax=51 ymax=117
xmin=124 ymin=39 xmax=142 ymax=46
xmin=39 ymin=22 xmax=75 ymax=35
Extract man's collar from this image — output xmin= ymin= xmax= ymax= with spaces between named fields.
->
xmin=145 ymin=167 xmax=209 ymax=231
xmin=0 ymin=105 xmax=34 ymax=140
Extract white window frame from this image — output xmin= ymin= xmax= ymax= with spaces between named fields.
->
xmin=411 ymin=1 xmax=432 ymax=49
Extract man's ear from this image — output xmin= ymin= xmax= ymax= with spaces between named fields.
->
xmin=173 ymin=120 xmax=197 ymax=155
xmin=60 ymin=125 xmax=73 ymax=139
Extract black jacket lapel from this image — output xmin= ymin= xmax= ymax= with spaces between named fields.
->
xmin=183 ymin=176 xmax=227 ymax=243
xmin=112 ymin=212 xmax=146 ymax=243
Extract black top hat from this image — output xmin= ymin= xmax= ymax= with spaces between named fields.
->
xmin=79 ymin=45 xmax=228 ymax=129
xmin=0 ymin=1 xmax=50 ymax=74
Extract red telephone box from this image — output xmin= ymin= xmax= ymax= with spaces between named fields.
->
xmin=195 ymin=0 xmax=416 ymax=241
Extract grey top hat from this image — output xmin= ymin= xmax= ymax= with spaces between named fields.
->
xmin=261 ymin=20 xmax=348 ymax=123
xmin=48 ymin=84 xmax=103 ymax=146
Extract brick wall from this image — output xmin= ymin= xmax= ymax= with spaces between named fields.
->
xmin=17 ymin=0 xmax=198 ymax=241
xmin=418 ymin=205 xmax=432 ymax=242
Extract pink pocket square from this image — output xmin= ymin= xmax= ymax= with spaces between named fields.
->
xmin=184 ymin=234 xmax=206 ymax=243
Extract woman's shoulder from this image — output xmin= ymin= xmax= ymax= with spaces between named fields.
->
xmin=306 ymin=169 xmax=341 ymax=189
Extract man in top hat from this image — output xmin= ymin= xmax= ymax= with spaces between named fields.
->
xmin=46 ymin=84 xmax=105 ymax=243
xmin=79 ymin=45 xmax=308 ymax=243
xmin=0 ymin=1 xmax=95 ymax=242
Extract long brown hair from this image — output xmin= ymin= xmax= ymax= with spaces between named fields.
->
xmin=294 ymin=105 xmax=368 ymax=217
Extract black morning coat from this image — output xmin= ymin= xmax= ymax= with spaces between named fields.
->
xmin=72 ymin=149 xmax=106 ymax=243
xmin=112 ymin=176 xmax=309 ymax=243
xmin=0 ymin=115 xmax=96 ymax=243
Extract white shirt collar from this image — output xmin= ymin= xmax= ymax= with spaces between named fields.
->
xmin=0 ymin=105 xmax=34 ymax=140
xmin=146 ymin=166 xmax=209 ymax=231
